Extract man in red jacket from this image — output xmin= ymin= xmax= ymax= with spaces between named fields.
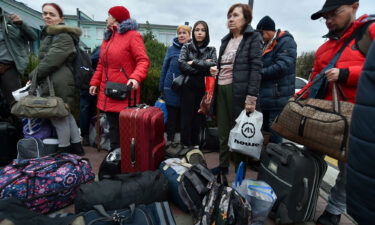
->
xmin=297 ymin=0 xmax=375 ymax=224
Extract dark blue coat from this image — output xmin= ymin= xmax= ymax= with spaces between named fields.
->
xmin=159 ymin=37 xmax=183 ymax=107
xmin=347 ymin=41 xmax=375 ymax=224
xmin=259 ymin=30 xmax=297 ymax=110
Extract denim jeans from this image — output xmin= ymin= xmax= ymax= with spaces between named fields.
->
xmin=79 ymin=90 xmax=96 ymax=136
xmin=261 ymin=109 xmax=282 ymax=144
xmin=326 ymin=160 xmax=347 ymax=215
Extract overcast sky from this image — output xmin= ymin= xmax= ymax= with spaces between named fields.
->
xmin=22 ymin=0 xmax=374 ymax=55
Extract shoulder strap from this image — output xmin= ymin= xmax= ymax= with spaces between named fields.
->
xmin=355 ymin=16 xmax=375 ymax=56
xmin=308 ymin=24 xmax=369 ymax=98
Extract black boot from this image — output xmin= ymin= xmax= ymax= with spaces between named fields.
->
xmin=58 ymin=145 xmax=72 ymax=153
xmin=71 ymin=142 xmax=85 ymax=156
xmin=82 ymin=135 xmax=90 ymax=146
xmin=317 ymin=210 xmax=341 ymax=225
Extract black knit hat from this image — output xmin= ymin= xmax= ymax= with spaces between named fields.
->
xmin=256 ymin=16 xmax=275 ymax=31
xmin=311 ymin=0 xmax=359 ymax=20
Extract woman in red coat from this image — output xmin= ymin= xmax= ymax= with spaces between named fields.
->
xmin=89 ymin=6 xmax=150 ymax=150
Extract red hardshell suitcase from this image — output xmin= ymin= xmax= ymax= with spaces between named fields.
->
xmin=119 ymin=92 xmax=166 ymax=173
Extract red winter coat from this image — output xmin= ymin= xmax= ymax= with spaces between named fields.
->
xmin=90 ymin=22 xmax=149 ymax=112
xmin=298 ymin=15 xmax=375 ymax=103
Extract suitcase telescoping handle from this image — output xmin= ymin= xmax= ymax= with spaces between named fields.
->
xmin=127 ymin=84 xmax=137 ymax=108
xmin=266 ymin=145 xmax=291 ymax=165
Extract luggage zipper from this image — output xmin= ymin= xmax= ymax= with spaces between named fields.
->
xmin=137 ymin=208 xmax=153 ymax=225
xmin=302 ymin=154 xmax=319 ymax=220
xmin=260 ymin=163 xmax=292 ymax=187
xmin=160 ymin=202 xmax=173 ymax=225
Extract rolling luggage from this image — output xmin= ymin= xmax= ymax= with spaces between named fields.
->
xmin=119 ymin=91 xmax=165 ymax=173
xmin=257 ymin=143 xmax=327 ymax=224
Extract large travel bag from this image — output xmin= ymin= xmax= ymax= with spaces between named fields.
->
xmin=257 ymin=143 xmax=327 ymax=224
xmin=0 ymin=121 xmax=19 ymax=166
xmin=79 ymin=202 xmax=176 ymax=225
xmin=159 ymin=158 xmax=190 ymax=212
xmin=120 ymin=91 xmax=165 ymax=173
xmin=178 ymin=164 xmax=215 ymax=218
xmin=75 ymin=170 xmax=168 ymax=213
xmin=0 ymin=153 xmax=95 ymax=214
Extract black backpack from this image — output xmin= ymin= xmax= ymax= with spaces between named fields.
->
xmin=71 ymin=39 xmax=94 ymax=90
xmin=355 ymin=16 xmax=375 ymax=56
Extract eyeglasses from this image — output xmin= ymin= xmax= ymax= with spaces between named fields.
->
xmin=321 ymin=7 xmax=346 ymax=20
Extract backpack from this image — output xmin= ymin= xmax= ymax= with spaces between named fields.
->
xmin=355 ymin=15 xmax=375 ymax=56
xmin=71 ymin=39 xmax=94 ymax=90
xmin=177 ymin=164 xmax=215 ymax=218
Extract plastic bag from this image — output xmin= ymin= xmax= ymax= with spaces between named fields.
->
xmin=228 ymin=110 xmax=264 ymax=160
xmin=232 ymin=162 xmax=277 ymax=225
xmin=12 ymin=83 xmax=31 ymax=101
xmin=154 ymin=97 xmax=168 ymax=124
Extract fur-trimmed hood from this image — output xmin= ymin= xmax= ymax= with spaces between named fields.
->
xmin=104 ymin=18 xmax=138 ymax=41
xmin=46 ymin=25 xmax=82 ymax=37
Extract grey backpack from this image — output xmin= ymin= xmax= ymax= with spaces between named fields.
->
xmin=17 ymin=137 xmax=49 ymax=159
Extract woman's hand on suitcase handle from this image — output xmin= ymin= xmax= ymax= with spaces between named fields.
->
xmin=245 ymin=95 xmax=257 ymax=113
xmin=127 ymin=79 xmax=139 ymax=90
xmin=89 ymin=86 xmax=97 ymax=96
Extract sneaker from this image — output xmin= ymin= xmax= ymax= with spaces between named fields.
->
xmin=316 ymin=211 xmax=341 ymax=225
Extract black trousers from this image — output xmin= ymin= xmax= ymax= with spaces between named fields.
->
xmin=0 ymin=65 xmax=21 ymax=105
xmin=106 ymin=112 xmax=120 ymax=150
xmin=180 ymin=85 xmax=205 ymax=147
xmin=166 ymin=105 xmax=180 ymax=142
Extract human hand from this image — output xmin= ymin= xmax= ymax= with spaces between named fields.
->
xmin=210 ymin=66 xmax=218 ymax=76
xmin=127 ymin=79 xmax=139 ymax=90
xmin=9 ymin=14 xmax=22 ymax=25
xmin=89 ymin=86 xmax=97 ymax=96
xmin=206 ymin=59 xmax=212 ymax=62
xmin=187 ymin=61 xmax=193 ymax=65
xmin=325 ymin=68 xmax=339 ymax=82
xmin=244 ymin=95 xmax=257 ymax=113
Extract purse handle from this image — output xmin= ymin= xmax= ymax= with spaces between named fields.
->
xmin=28 ymin=71 xmax=56 ymax=97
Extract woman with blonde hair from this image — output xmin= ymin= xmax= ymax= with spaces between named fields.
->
xmin=159 ymin=25 xmax=191 ymax=147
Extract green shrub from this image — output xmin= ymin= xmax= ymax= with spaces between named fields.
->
xmin=141 ymin=34 xmax=167 ymax=105
xmin=22 ymin=54 xmax=39 ymax=85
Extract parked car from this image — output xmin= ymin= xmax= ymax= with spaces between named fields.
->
xmin=295 ymin=77 xmax=308 ymax=93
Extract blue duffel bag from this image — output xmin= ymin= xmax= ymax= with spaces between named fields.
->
xmin=159 ymin=158 xmax=190 ymax=212
xmin=82 ymin=202 xmax=176 ymax=225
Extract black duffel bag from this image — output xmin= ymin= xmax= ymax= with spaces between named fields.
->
xmin=74 ymin=170 xmax=169 ymax=213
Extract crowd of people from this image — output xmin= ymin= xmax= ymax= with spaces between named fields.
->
xmin=0 ymin=0 xmax=374 ymax=224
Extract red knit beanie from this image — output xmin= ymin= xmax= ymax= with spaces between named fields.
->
xmin=108 ymin=6 xmax=130 ymax=23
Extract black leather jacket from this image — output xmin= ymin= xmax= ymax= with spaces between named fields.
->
xmin=179 ymin=42 xmax=217 ymax=90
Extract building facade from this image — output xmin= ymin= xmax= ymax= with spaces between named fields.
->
xmin=0 ymin=0 xmax=178 ymax=52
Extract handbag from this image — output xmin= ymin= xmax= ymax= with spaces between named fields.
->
xmin=271 ymin=28 xmax=363 ymax=162
xmin=171 ymin=74 xmax=187 ymax=92
xmin=271 ymin=81 xmax=353 ymax=162
xmin=104 ymin=67 xmax=131 ymax=100
xmin=11 ymin=72 xmax=70 ymax=119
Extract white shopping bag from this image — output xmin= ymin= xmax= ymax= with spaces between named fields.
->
xmin=12 ymin=83 xmax=31 ymax=101
xmin=228 ymin=110 xmax=263 ymax=159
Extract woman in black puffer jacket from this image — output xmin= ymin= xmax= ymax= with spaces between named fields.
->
xmin=210 ymin=3 xmax=263 ymax=175
xmin=178 ymin=20 xmax=217 ymax=149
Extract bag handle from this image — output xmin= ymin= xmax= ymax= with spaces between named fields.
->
xmin=28 ymin=71 xmax=56 ymax=97
xmin=234 ymin=161 xmax=245 ymax=187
